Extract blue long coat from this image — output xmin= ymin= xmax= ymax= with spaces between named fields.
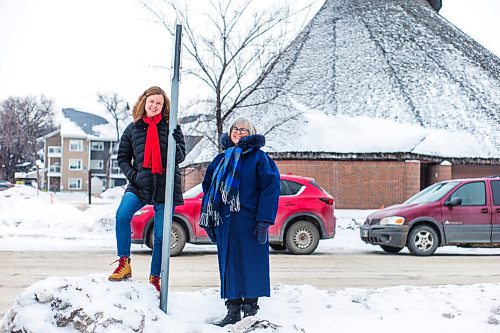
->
xmin=202 ymin=134 xmax=280 ymax=299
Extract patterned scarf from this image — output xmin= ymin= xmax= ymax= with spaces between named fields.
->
xmin=142 ymin=114 xmax=163 ymax=174
xmin=199 ymin=134 xmax=265 ymax=227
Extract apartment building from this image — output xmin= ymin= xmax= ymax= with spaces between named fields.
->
xmin=38 ymin=108 xmax=127 ymax=192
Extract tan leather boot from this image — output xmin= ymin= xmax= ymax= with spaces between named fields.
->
xmin=108 ymin=257 xmax=131 ymax=281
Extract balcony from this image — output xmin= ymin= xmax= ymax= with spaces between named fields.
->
xmin=48 ymin=146 xmax=62 ymax=157
xmin=48 ymin=165 xmax=61 ymax=177
xmin=110 ymin=167 xmax=125 ymax=178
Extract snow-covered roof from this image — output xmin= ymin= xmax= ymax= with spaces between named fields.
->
xmin=60 ymin=108 xmax=117 ymax=141
xmin=185 ymin=0 xmax=500 ymax=165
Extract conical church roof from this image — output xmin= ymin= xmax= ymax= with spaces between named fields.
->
xmin=237 ymin=0 xmax=500 ymax=159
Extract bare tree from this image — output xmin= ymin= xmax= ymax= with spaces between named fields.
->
xmin=96 ymin=92 xmax=130 ymax=189
xmin=141 ymin=0 xmax=310 ymax=151
xmin=96 ymin=92 xmax=130 ymax=142
xmin=0 ymin=96 xmax=56 ymax=181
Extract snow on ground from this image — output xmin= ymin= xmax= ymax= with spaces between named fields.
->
xmin=0 ymin=185 xmax=118 ymax=251
xmin=2 ymin=275 xmax=500 ymax=332
xmin=1 ymin=185 xmax=498 ymax=255
xmin=1 ymin=185 xmax=500 ymax=332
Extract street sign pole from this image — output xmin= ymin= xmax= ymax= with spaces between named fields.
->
xmin=160 ymin=22 xmax=182 ymax=314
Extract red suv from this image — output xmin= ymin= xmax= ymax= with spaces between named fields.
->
xmin=131 ymin=174 xmax=336 ymax=256
xmin=360 ymin=176 xmax=500 ymax=256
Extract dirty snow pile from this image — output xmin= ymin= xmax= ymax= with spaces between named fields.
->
xmin=1 ymin=274 xmax=500 ymax=333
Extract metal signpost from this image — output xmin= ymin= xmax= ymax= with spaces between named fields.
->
xmin=160 ymin=22 xmax=182 ymax=314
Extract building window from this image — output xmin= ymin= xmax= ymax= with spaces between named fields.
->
xmin=91 ymin=141 xmax=104 ymax=151
xmin=69 ymin=140 xmax=83 ymax=151
xmin=68 ymin=178 xmax=82 ymax=190
xmin=48 ymin=146 xmax=61 ymax=154
xmin=111 ymin=160 xmax=121 ymax=174
xmin=69 ymin=159 xmax=83 ymax=170
xmin=49 ymin=164 xmax=61 ymax=173
xmin=111 ymin=141 xmax=120 ymax=152
xmin=90 ymin=159 xmax=104 ymax=170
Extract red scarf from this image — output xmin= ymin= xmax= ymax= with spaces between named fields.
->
xmin=142 ymin=114 xmax=163 ymax=174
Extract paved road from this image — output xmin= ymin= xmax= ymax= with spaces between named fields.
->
xmin=1 ymin=250 xmax=500 ymax=317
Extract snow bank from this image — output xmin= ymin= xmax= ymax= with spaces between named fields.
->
xmin=0 ymin=186 xmax=117 ymax=239
xmin=2 ymin=274 xmax=500 ymax=333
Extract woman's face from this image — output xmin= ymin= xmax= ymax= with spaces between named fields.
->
xmin=144 ymin=94 xmax=164 ymax=118
xmin=230 ymin=122 xmax=250 ymax=145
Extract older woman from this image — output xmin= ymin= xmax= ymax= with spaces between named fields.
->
xmin=200 ymin=117 xmax=280 ymax=326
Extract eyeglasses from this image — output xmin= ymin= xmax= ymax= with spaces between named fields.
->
xmin=231 ymin=126 xmax=250 ymax=134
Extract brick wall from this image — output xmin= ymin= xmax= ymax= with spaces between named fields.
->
xmin=428 ymin=163 xmax=452 ymax=184
xmin=452 ymin=165 xmax=500 ymax=179
xmin=181 ymin=159 xmax=500 ymax=209
xmin=403 ymin=160 xmax=421 ymax=201
xmin=181 ymin=163 xmax=209 ymax=191
xmin=275 ymin=160 xmax=420 ymax=209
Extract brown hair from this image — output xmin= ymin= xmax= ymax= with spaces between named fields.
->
xmin=131 ymin=86 xmax=170 ymax=123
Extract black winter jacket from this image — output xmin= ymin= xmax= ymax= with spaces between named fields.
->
xmin=117 ymin=117 xmax=185 ymax=205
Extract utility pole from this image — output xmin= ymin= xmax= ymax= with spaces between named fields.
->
xmin=160 ymin=22 xmax=182 ymax=314
xmin=35 ymin=160 xmax=40 ymax=195
xmin=88 ymin=170 xmax=92 ymax=205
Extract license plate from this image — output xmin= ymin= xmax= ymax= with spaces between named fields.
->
xmin=361 ymin=229 xmax=368 ymax=237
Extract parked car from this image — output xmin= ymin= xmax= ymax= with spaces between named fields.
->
xmin=131 ymin=174 xmax=336 ymax=256
xmin=0 ymin=180 xmax=14 ymax=191
xmin=360 ymin=176 xmax=500 ymax=256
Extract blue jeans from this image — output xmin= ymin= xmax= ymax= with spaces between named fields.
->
xmin=115 ymin=192 xmax=172 ymax=277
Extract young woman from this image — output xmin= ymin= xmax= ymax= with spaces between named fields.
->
xmin=108 ymin=86 xmax=185 ymax=292
xmin=200 ymin=117 xmax=280 ymax=326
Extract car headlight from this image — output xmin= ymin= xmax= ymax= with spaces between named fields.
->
xmin=380 ymin=216 xmax=405 ymax=225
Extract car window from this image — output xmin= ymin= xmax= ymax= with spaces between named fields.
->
xmin=279 ymin=180 xmax=288 ymax=196
xmin=491 ymin=180 xmax=500 ymax=206
xmin=287 ymin=180 xmax=303 ymax=195
xmin=183 ymin=183 xmax=203 ymax=199
xmin=280 ymin=180 xmax=303 ymax=196
xmin=309 ymin=180 xmax=332 ymax=196
xmin=449 ymin=181 xmax=486 ymax=206
xmin=405 ymin=181 xmax=460 ymax=204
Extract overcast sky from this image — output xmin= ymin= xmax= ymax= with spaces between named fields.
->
xmin=0 ymin=0 xmax=498 ymax=116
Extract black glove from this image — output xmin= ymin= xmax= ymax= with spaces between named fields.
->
xmin=172 ymin=125 xmax=184 ymax=144
xmin=253 ymin=222 xmax=270 ymax=245
xmin=203 ymin=226 xmax=217 ymax=244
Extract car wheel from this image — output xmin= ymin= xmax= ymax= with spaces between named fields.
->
xmin=285 ymin=221 xmax=320 ymax=255
xmin=406 ymin=225 xmax=439 ymax=256
xmin=170 ymin=222 xmax=187 ymax=256
xmin=146 ymin=223 xmax=154 ymax=250
xmin=146 ymin=221 xmax=187 ymax=256
xmin=270 ymin=243 xmax=287 ymax=251
xmin=380 ymin=245 xmax=404 ymax=254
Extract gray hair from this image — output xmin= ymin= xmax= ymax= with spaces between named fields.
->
xmin=229 ymin=117 xmax=257 ymax=136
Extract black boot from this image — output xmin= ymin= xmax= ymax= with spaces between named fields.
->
xmin=241 ymin=298 xmax=259 ymax=318
xmin=214 ymin=299 xmax=242 ymax=327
